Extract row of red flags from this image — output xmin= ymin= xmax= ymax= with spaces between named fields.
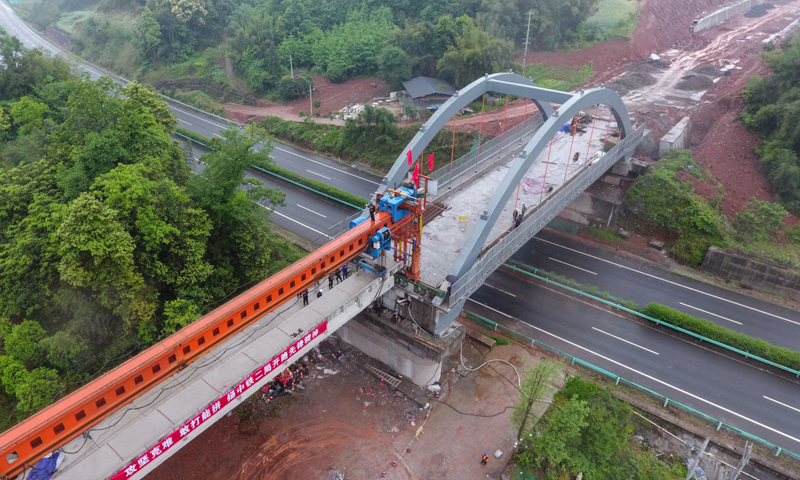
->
xmin=406 ymin=150 xmax=433 ymax=187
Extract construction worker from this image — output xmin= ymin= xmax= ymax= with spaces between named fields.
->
xmin=328 ymin=273 xmax=334 ymax=289
xmin=335 ymin=268 xmax=342 ymax=284
xmin=342 ymin=263 xmax=349 ymax=279
xmin=302 ymin=288 xmax=309 ymax=306
xmin=392 ymin=309 xmax=400 ymax=324
xmin=368 ymin=202 xmax=376 ymax=222
xmin=481 ymin=452 xmax=489 ymax=465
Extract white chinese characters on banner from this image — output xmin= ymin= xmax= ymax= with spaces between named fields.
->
xmin=109 ymin=320 xmax=328 ymax=480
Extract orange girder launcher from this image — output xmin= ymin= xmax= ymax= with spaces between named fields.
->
xmin=0 ymin=201 xmax=420 ymax=479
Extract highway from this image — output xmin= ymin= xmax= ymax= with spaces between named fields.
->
xmin=513 ymin=229 xmax=800 ymax=351
xmin=469 ymin=265 xmax=800 ymax=453
xmin=0 ymin=0 xmax=381 ymax=205
xmin=4 ymin=0 xmax=800 ymax=459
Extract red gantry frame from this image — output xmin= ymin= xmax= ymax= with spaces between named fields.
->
xmin=0 ymin=199 xmax=421 ymax=479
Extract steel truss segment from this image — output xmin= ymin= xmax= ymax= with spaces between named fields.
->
xmin=448 ymin=87 xmax=632 ymax=280
xmin=378 ymin=73 xmax=557 ymax=198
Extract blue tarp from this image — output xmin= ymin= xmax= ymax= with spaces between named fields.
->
xmin=27 ymin=451 xmax=62 ymax=480
xmin=558 ymin=122 xmax=571 ymax=133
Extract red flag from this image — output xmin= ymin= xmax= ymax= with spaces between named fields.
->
xmin=412 ymin=160 xmax=420 ymax=187
xmin=407 ymin=149 xmax=413 ymax=165
xmin=428 ymin=153 xmax=434 ymax=171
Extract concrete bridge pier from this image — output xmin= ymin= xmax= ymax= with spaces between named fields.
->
xmin=336 ymin=283 xmax=465 ymax=386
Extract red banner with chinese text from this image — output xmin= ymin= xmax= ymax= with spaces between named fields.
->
xmin=108 ymin=320 xmax=328 ymax=480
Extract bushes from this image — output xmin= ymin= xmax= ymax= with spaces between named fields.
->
xmin=642 ymin=303 xmax=800 ymax=370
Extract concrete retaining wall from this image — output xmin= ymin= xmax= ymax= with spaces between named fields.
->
xmin=659 ymin=117 xmax=692 ymax=157
xmin=692 ymin=0 xmax=764 ymax=33
xmin=702 ymin=246 xmax=800 ymax=301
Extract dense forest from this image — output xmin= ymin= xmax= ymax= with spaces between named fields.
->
xmin=0 ymin=31 xmax=300 ymax=420
xmin=742 ymin=35 xmax=800 ymax=215
xmin=18 ymin=0 xmax=637 ymax=98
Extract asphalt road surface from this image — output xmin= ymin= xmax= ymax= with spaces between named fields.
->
xmin=469 ymin=265 xmax=800 ymax=453
xmin=513 ymin=230 xmax=800 ymax=351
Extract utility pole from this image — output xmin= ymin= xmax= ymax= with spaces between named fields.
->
xmin=522 ymin=10 xmax=533 ymax=72
xmin=309 ymin=84 xmax=313 ymax=116
xmin=685 ymin=438 xmax=709 ymax=480
xmin=290 ymin=54 xmax=294 ymax=79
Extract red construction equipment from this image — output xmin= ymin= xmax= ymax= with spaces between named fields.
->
xmin=0 ymin=197 xmax=422 ymax=479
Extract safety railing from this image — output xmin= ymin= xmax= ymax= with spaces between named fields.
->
xmin=461 ymin=308 xmax=800 ymax=464
xmin=448 ymin=127 xmax=645 ymax=306
xmin=429 ymin=115 xmax=544 ymax=194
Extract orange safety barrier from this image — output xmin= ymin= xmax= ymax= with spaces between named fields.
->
xmin=0 ymin=207 xmax=415 ymax=479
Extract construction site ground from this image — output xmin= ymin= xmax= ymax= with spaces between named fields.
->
xmin=151 ymin=337 xmax=559 ymax=480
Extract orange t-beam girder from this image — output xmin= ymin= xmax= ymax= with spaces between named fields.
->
xmin=0 ymin=209 xmax=413 ymax=479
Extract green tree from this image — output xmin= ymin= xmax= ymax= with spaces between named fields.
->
xmin=15 ymin=367 xmax=63 ymax=413
xmin=91 ymin=163 xmax=213 ymax=291
xmin=436 ymin=16 xmax=513 ymax=87
xmin=512 ymin=361 xmax=556 ymax=449
xmin=532 ymin=395 xmax=589 ymax=472
xmin=123 ymin=82 xmax=177 ymax=132
xmin=8 ymin=96 xmax=50 ymax=136
xmin=378 ymin=45 xmax=412 ymax=85
xmin=5 ymin=320 xmax=46 ymax=369
xmin=139 ymin=6 xmax=162 ymax=61
xmin=191 ymin=129 xmax=287 ymax=294
xmin=57 ymin=193 xmax=157 ymax=330
xmin=161 ymin=299 xmax=201 ymax=336
xmin=40 ymin=331 xmax=93 ymax=372
xmin=734 ymin=198 xmax=788 ymax=241
xmin=0 ymin=355 xmax=29 ymax=397
xmin=0 ymin=106 xmax=10 ymax=135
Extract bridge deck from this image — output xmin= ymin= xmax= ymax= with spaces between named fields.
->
xmin=420 ymin=111 xmax=612 ymax=286
xmin=52 ymin=264 xmax=398 ymax=480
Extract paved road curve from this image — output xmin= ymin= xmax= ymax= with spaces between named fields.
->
xmin=513 ymin=229 xmax=800 ymax=351
xmin=0 ymin=1 xmax=382 ymax=201
xmin=469 ymin=266 xmax=800 ymax=454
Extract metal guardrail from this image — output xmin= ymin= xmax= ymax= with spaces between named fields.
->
xmin=448 ymin=127 xmax=645 ymax=306
xmin=505 ymin=262 xmax=800 ymax=378
xmin=462 ymin=309 xmax=800 ymax=464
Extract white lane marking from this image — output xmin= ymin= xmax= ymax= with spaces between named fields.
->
xmin=536 ymin=237 xmax=800 ymax=327
xmin=680 ymin=303 xmax=743 ymax=325
xmin=549 ymin=257 xmax=597 ymax=275
xmin=179 ymin=118 xmax=192 ymax=126
xmin=592 ymin=327 xmax=659 ymax=355
xmin=764 ymin=396 xmax=800 ymax=415
xmin=171 ymin=107 xmax=230 ymax=129
xmin=296 ymin=204 xmax=327 ymax=218
xmin=259 ymin=205 xmax=333 ymax=239
xmin=272 ymin=146 xmax=380 ymax=185
xmin=524 ymin=322 xmax=800 ymax=444
xmin=467 ymin=299 xmax=513 ymax=319
xmin=484 ymin=283 xmax=516 ymax=297
xmin=213 ymin=133 xmax=224 ymax=138
xmin=306 ymin=170 xmax=331 ymax=180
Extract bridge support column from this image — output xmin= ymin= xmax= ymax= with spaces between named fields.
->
xmin=337 ymin=293 xmax=464 ymax=386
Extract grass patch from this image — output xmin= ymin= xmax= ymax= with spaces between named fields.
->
xmin=583 ymin=0 xmax=640 ymax=42
xmin=55 ymin=9 xmax=93 ymax=34
xmin=580 ymin=225 xmax=624 ymax=243
xmin=173 ymin=90 xmax=226 ymax=117
xmin=486 ymin=335 xmax=510 ymax=346
xmin=143 ymin=48 xmax=228 ymax=84
xmin=525 ymin=62 xmax=595 ymax=91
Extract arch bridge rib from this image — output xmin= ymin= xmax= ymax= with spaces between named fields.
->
xmin=378 ymin=73 xmax=634 ymax=334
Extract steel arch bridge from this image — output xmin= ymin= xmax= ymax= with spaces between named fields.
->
xmin=376 ymin=72 xmax=637 ymax=333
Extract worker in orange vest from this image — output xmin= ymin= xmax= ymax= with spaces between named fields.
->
xmin=481 ymin=452 xmax=489 ymax=465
